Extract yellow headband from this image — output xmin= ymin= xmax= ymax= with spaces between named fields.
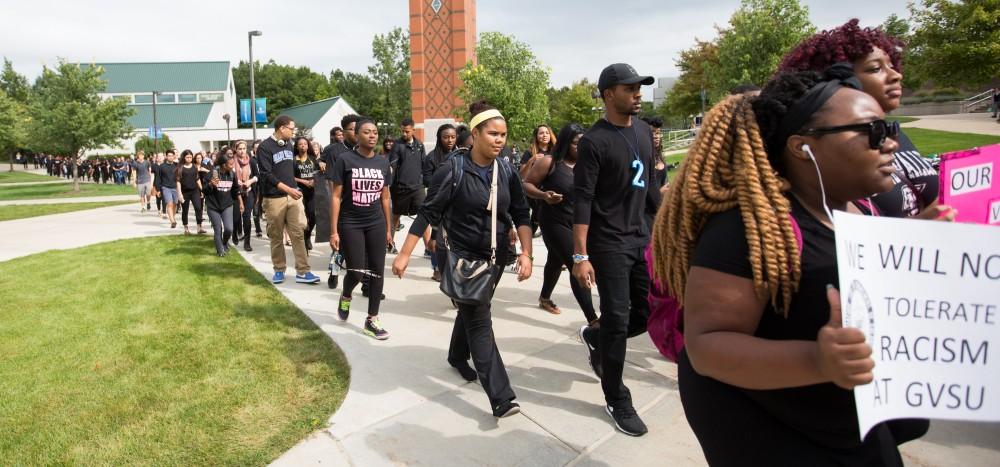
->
xmin=469 ymin=109 xmax=504 ymax=129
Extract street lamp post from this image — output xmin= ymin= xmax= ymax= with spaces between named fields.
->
xmin=152 ymin=90 xmax=161 ymax=155
xmin=248 ymin=30 xmax=263 ymax=143
xmin=223 ymin=113 xmax=231 ymax=145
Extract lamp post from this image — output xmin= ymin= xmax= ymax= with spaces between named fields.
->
xmin=223 ymin=113 xmax=231 ymax=145
xmin=152 ymin=90 xmax=161 ymax=155
xmin=248 ymin=30 xmax=263 ymax=143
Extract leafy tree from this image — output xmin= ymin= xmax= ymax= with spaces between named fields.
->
xmin=907 ymin=0 xmax=1000 ymax=88
xmin=708 ymin=0 xmax=815 ymax=96
xmin=1 ymin=58 xmax=30 ymax=104
xmin=368 ymin=27 xmax=412 ymax=129
xmin=457 ymin=32 xmax=551 ymax=144
xmin=663 ymin=39 xmax=720 ymax=121
xmin=331 ymin=69 xmax=381 ymax=118
xmin=232 ymin=60 xmax=337 ymax=125
xmin=881 ymin=13 xmax=912 ymax=38
xmin=0 ymin=89 xmax=28 ymax=170
xmin=134 ymin=133 xmax=175 ymax=155
xmin=548 ymin=79 xmax=601 ymax=131
xmin=29 ymin=61 xmax=134 ymax=191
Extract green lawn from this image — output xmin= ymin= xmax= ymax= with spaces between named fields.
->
xmin=904 ymin=128 xmax=1000 ymax=156
xmin=0 ymin=236 xmax=349 ymax=465
xmin=0 ymin=182 xmax=134 ymax=201
xmin=0 ymin=201 xmax=134 ymax=222
xmin=887 ymin=116 xmax=919 ymax=124
xmin=0 ymin=171 xmax=59 ymax=183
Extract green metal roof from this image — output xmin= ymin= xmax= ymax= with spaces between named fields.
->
xmin=128 ymin=103 xmax=213 ymax=129
xmin=272 ymin=97 xmax=341 ymax=129
xmin=84 ymin=62 xmax=230 ymax=93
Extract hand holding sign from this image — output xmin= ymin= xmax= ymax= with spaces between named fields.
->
xmin=818 ymin=285 xmax=875 ymax=390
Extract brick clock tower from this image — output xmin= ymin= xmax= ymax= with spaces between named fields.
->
xmin=409 ymin=0 xmax=476 ymax=145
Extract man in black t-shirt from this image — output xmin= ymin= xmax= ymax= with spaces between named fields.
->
xmin=387 ymin=117 xmax=426 ymax=253
xmin=573 ymin=63 xmax=660 ymax=437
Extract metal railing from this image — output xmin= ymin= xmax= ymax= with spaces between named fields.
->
xmin=664 ymin=128 xmax=697 ymax=151
xmin=962 ymin=89 xmax=994 ymax=112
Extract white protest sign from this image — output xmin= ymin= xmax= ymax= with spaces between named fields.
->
xmin=833 ymin=211 xmax=1000 ymax=440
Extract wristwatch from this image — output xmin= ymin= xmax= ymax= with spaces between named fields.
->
xmin=572 ymin=254 xmax=589 ymax=264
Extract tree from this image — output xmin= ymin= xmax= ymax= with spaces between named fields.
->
xmin=0 ymin=89 xmax=28 ymax=171
xmin=232 ymin=60 xmax=337 ymax=125
xmin=1 ymin=58 xmax=30 ymax=104
xmin=907 ymin=0 xmax=1000 ymax=88
xmin=662 ymin=39 xmax=720 ymax=121
xmin=881 ymin=13 xmax=912 ymax=38
xmin=29 ymin=61 xmax=134 ymax=191
xmin=457 ymin=32 xmax=551 ymax=144
xmin=331 ymin=69 xmax=381 ymax=117
xmin=548 ymin=79 xmax=601 ymax=131
xmin=708 ymin=0 xmax=815 ymax=96
xmin=134 ymin=133 xmax=175 ymax=155
xmin=368 ymin=27 xmax=412 ymax=129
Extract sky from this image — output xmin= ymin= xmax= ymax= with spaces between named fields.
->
xmin=2 ymin=0 xmax=910 ymax=90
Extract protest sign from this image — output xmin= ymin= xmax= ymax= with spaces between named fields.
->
xmin=938 ymin=143 xmax=999 ymax=225
xmin=833 ymin=211 xmax=1000 ymax=439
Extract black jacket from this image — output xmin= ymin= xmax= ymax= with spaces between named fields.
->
xmin=389 ymin=137 xmax=426 ymax=190
xmin=423 ymin=146 xmax=451 ymax=187
xmin=409 ymin=151 xmax=530 ymax=260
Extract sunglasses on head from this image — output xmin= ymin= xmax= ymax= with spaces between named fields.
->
xmin=798 ymin=119 xmax=900 ymax=150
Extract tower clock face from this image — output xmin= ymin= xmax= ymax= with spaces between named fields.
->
xmin=845 ymin=279 xmax=876 ymax=345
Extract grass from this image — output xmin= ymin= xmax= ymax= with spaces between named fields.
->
xmin=0 ymin=182 xmax=134 ymax=201
xmin=904 ymin=128 xmax=1000 ymax=156
xmin=0 ymin=201 xmax=134 ymax=222
xmin=0 ymin=236 xmax=350 ymax=465
xmin=886 ymin=116 xmax=919 ymax=124
xmin=0 ymin=171 xmax=59 ymax=183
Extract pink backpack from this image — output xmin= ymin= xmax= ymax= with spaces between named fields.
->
xmin=644 ymin=215 xmax=804 ymax=362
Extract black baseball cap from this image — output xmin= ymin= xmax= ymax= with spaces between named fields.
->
xmin=598 ymin=63 xmax=654 ymax=93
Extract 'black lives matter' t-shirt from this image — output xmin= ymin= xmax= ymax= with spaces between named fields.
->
xmin=331 ymin=150 xmax=391 ymax=226
xmin=293 ymin=156 xmax=318 ymax=197
xmin=677 ymin=197 xmax=902 ymax=465
xmin=871 ymin=131 xmax=939 ymax=218
xmin=573 ymin=117 xmax=661 ymax=253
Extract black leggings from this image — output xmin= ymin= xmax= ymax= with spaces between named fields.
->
xmin=539 ymin=221 xmax=598 ymax=323
xmin=181 ymin=189 xmax=203 ymax=226
xmin=233 ymin=189 xmax=253 ymax=241
xmin=340 ymin=221 xmax=387 ymax=316
xmin=302 ymin=192 xmax=316 ymax=240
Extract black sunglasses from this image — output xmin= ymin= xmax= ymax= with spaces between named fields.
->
xmin=798 ymin=119 xmax=900 ymax=150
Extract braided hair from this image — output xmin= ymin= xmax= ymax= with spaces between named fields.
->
xmin=652 ymin=70 xmax=832 ymax=314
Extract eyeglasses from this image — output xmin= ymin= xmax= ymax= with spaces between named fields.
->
xmin=798 ymin=119 xmax=899 ymax=150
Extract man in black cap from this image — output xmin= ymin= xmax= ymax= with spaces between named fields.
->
xmin=572 ymin=63 xmax=660 ymax=437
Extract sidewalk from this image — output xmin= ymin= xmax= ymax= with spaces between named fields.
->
xmin=0 ymin=206 xmax=996 ymax=466
xmin=0 ymin=195 xmax=136 ymax=206
xmin=902 ymin=112 xmax=1000 ymax=136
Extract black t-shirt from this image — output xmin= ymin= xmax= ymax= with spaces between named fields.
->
xmin=156 ymin=162 xmax=178 ymax=188
xmin=293 ymin=156 xmax=318 ymax=197
xmin=573 ymin=117 xmax=662 ymax=253
xmin=321 ymin=142 xmax=351 ymax=181
xmin=679 ymin=197 xmax=901 ymax=465
xmin=539 ymin=158 xmax=575 ymax=227
xmin=331 ymin=150 xmax=391 ymax=226
xmin=179 ymin=165 xmax=200 ymax=191
xmin=870 ymin=131 xmax=938 ymax=218
xmin=389 ymin=137 xmax=426 ymax=191
xmin=203 ymin=168 xmax=239 ymax=212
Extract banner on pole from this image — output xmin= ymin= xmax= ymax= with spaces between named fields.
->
xmin=239 ymin=98 xmax=267 ymax=124
xmin=939 ymin=143 xmax=999 ymax=225
xmin=833 ymin=211 xmax=1000 ymax=440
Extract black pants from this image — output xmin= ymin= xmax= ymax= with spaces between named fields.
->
xmin=302 ymin=192 xmax=316 ymax=242
xmin=591 ymin=246 xmax=649 ymax=406
xmin=180 ymin=189 xmax=203 ymax=226
xmin=340 ymin=221 xmax=387 ymax=316
xmin=233 ymin=189 xmax=254 ymax=242
xmin=540 ymin=222 xmax=598 ymax=323
xmin=447 ymin=249 xmax=516 ymax=408
xmin=253 ymin=189 xmax=263 ymax=234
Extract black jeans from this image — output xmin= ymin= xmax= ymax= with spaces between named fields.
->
xmin=340 ymin=221 xmax=387 ymax=316
xmin=233 ymin=189 xmax=254 ymax=242
xmin=302 ymin=191 xmax=316 ymax=242
xmin=447 ymin=249 xmax=516 ymax=408
xmin=540 ymin=222 xmax=598 ymax=323
xmin=591 ymin=246 xmax=650 ymax=406
xmin=180 ymin=189 xmax=203 ymax=226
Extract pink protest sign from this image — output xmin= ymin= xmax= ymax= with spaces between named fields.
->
xmin=938 ymin=143 xmax=1000 ymax=225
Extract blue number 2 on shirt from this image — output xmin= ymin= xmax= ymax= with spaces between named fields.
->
xmin=631 ymin=159 xmax=646 ymax=188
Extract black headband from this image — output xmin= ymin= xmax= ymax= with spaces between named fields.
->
xmin=770 ymin=63 xmax=863 ymax=154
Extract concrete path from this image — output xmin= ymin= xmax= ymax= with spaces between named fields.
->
xmin=0 ymin=195 xmax=136 ymax=206
xmin=1 ymin=203 xmax=997 ymax=466
xmin=902 ymin=112 xmax=1000 ymax=136
xmin=0 ymin=179 xmax=72 ymax=186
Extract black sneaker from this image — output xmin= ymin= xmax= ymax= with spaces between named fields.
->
xmin=448 ymin=358 xmax=478 ymax=382
xmin=387 ymin=244 xmax=398 ymax=254
xmin=493 ymin=400 xmax=520 ymax=418
xmin=338 ymin=296 xmax=350 ymax=321
xmin=606 ymin=403 xmax=647 ymax=436
xmin=328 ymin=274 xmax=338 ymax=289
xmin=244 ymin=240 xmax=252 ymax=252
xmin=364 ymin=316 xmax=390 ymax=340
xmin=580 ymin=325 xmax=602 ymax=379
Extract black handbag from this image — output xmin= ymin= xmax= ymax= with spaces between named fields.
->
xmin=439 ymin=159 xmax=500 ymax=306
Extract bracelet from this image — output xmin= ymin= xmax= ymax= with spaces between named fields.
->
xmin=521 ymin=253 xmax=534 ymax=261
xmin=572 ymin=254 xmax=589 ymax=264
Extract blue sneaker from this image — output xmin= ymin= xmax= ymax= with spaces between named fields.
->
xmin=272 ymin=271 xmax=285 ymax=284
xmin=296 ymin=271 xmax=321 ymax=284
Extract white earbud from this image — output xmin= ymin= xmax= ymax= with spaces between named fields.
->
xmin=802 ymin=144 xmax=813 ymax=158
xmin=801 ymin=143 xmax=834 ymax=222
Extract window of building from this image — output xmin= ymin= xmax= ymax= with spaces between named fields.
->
xmin=134 ymin=94 xmax=153 ymax=104
xmin=156 ymin=94 xmax=176 ymax=103
xmin=178 ymin=93 xmax=197 ymax=103
xmin=199 ymin=93 xmax=224 ymax=102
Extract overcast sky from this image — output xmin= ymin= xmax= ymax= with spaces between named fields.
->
xmin=3 ymin=0 xmax=909 ymax=90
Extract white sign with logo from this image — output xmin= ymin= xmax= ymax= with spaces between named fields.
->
xmin=833 ymin=211 xmax=1000 ymax=439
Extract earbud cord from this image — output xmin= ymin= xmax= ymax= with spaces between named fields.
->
xmin=804 ymin=147 xmax=836 ymax=223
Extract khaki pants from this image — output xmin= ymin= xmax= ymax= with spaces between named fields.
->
xmin=262 ymin=195 xmax=310 ymax=274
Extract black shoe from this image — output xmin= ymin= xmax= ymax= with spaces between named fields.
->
xmin=232 ymin=235 xmax=240 ymax=246
xmin=606 ymin=403 xmax=647 ymax=436
xmin=580 ymin=325 xmax=603 ymax=379
xmin=493 ymin=400 xmax=521 ymax=418
xmin=256 ymin=231 xmax=262 ymax=238
xmin=337 ymin=296 xmax=350 ymax=321
xmin=244 ymin=240 xmax=252 ymax=252
xmin=364 ymin=316 xmax=390 ymax=340
xmin=448 ymin=358 xmax=478 ymax=382
xmin=305 ymin=237 xmax=313 ymax=251
xmin=328 ymin=274 xmax=338 ymax=289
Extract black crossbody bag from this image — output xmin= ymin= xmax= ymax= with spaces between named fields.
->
xmin=439 ymin=158 xmax=500 ymax=306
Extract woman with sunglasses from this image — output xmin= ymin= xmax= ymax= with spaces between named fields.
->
xmin=779 ymin=19 xmax=954 ymax=221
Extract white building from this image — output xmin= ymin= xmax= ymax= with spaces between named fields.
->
xmin=270 ymin=97 xmax=358 ymax=148
xmin=653 ymin=76 xmax=678 ymax=108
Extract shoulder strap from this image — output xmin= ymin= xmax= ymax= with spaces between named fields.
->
xmin=489 ymin=159 xmax=498 ymax=262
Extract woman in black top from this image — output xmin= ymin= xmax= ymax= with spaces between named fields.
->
xmin=523 ymin=123 xmax=598 ymax=324
xmin=422 ymin=124 xmax=458 ymax=281
xmin=203 ymin=153 xmax=243 ymax=256
xmin=175 ymin=149 xmax=204 ymax=235
xmin=294 ymin=137 xmax=319 ymax=251
xmin=330 ymin=119 xmax=393 ymax=341
xmin=651 ymin=68 xmax=915 ymax=465
xmin=392 ymin=101 xmax=534 ymax=419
